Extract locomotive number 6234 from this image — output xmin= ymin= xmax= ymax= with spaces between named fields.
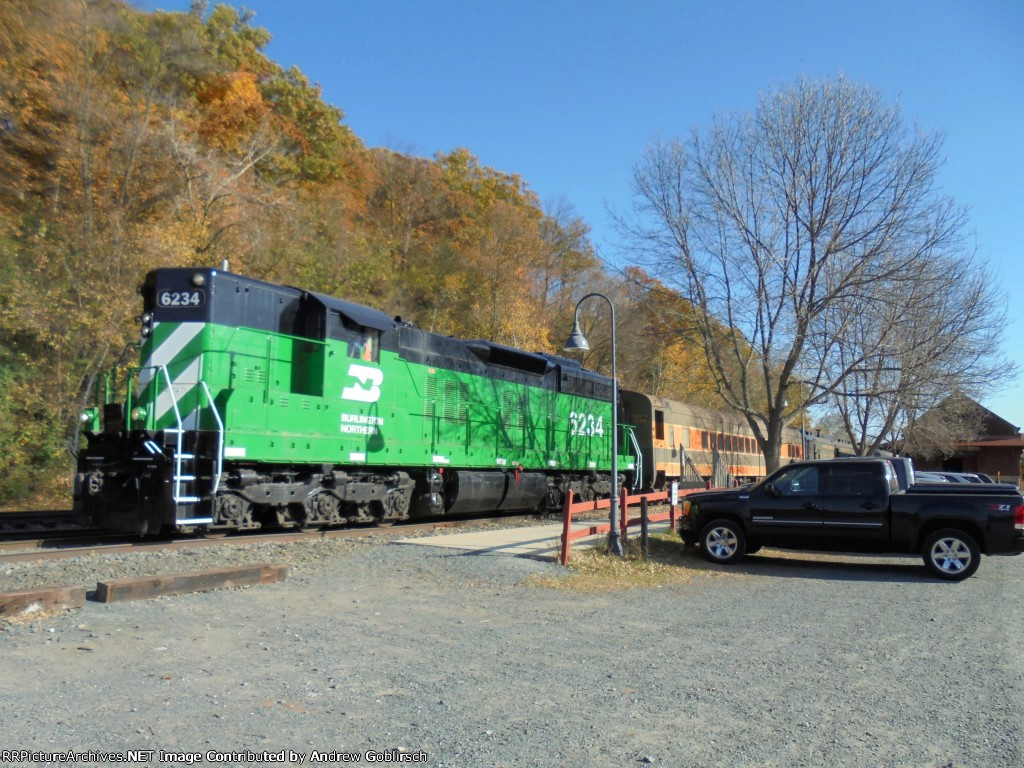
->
xmin=157 ymin=289 xmax=205 ymax=307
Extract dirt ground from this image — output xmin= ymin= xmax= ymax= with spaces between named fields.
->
xmin=2 ymin=536 xmax=1022 ymax=767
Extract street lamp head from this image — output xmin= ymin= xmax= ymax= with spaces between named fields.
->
xmin=563 ymin=319 xmax=589 ymax=352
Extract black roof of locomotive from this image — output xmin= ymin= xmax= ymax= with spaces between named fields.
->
xmin=144 ymin=266 xmax=614 ymax=397
xmin=305 ymin=290 xmax=395 ymax=332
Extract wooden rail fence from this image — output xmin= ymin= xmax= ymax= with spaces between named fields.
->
xmin=559 ymin=484 xmax=710 ymax=565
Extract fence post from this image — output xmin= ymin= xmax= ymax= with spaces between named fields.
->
xmin=640 ymin=497 xmax=649 ymax=560
xmin=670 ymin=481 xmax=679 ymax=531
xmin=619 ymin=486 xmax=628 ymax=544
xmin=559 ymin=488 xmax=574 ymax=566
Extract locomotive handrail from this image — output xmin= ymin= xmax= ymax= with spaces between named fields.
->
xmin=626 ymin=426 xmax=644 ymax=490
xmin=199 ymin=380 xmax=224 ymax=496
xmin=151 ymin=365 xmax=218 ymax=524
xmin=114 ymin=362 xmax=221 ymax=525
xmin=158 ymin=365 xmax=195 ymax=508
xmin=680 ymin=447 xmax=704 ymax=484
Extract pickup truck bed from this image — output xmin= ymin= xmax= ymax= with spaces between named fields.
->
xmin=679 ymin=458 xmax=1024 ymax=580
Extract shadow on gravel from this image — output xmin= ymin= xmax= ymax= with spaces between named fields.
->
xmin=722 ymin=551 xmax=930 ymax=583
xmin=568 ymin=536 xmax=933 ymax=586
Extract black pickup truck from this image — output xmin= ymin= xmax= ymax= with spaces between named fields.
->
xmin=678 ymin=458 xmax=1024 ymax=580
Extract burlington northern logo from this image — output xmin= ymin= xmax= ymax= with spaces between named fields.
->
xmin=341 ymin=364 xmax=383 ymax=403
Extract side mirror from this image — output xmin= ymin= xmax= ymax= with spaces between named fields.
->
xmin=764 ymin=482 xmax=780 ymax=499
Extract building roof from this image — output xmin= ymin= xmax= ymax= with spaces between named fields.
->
xmin=957 ymin=437 xmax=1024 ymax=448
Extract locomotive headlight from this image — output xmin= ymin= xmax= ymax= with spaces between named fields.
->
xmin=80 ymin=410 xmax=93 ymax=423
xmin=140 ymin=325 xmax=152 ymax=337
xmin=191 ymin=272 xmax=206 ymax=287
xmin=141 ymin=312 xmax=153 ymax=324
xmin=130 ymin=406 xmax=147 ymax=422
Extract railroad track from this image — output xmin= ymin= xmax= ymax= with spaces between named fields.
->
xmin=0 ymin=509 xmax=90 ymax=536
xmin=0 ymin=512 xmax=547 ymax=565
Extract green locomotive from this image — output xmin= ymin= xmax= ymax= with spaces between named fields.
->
xmin=75 ymin=267 xmax=636 ymax=534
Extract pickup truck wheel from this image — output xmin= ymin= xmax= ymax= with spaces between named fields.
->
xmin=699 ymin=519 xmax=746 ymax=564
xmin=922 ymin=529 xmax=980 ymax=581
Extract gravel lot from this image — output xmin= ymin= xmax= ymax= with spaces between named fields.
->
xmin=1 ymin=527 xmax=1022 ymax=768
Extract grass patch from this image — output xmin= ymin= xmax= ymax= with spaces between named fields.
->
xmin=528 ymin=533 xmax=743 ymax=592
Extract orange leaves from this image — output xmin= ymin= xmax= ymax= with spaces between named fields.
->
xmin=195 ymin=71 xmax=269 ymax=152
xmin=439 ymin=148 xmax=540 ymax=220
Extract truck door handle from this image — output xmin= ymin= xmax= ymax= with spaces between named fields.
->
xmin=861 ymin=503 xmax=878 ymax=511
xmin=802 ymin=502 xmax=822 ymax=512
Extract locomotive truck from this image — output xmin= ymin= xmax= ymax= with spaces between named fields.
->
xmin=75 ymin=267 xmax=637 ymax=535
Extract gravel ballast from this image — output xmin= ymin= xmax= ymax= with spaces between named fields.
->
xmin=1 ymin=528 xmax=1022 ymax=768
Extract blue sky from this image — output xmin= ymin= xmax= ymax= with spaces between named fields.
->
xmin=148 ymin=0 xmax=1024 ymax=427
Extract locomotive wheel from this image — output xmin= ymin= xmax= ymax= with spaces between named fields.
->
xmin=312 ymin=493 xmax=344 ymax=525
xmin=380 ymin=487 xmax=410 ymax=524
xmin=214 ymin=493 xmax=257 ymax=530
xmin=544 ymin=486 xmax=562 ymax=513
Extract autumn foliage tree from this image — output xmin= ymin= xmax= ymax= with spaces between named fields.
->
xmin=0 ymin=0 xmax=361 ymax=502
xmin=3 ymin=0 xmax=699 ymax=505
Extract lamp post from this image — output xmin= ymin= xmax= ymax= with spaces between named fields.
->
xmin=564 ymin=293 xmax=622 ymax=557
xmin=801 ymin=408 xmax=808 ymax=460
xmin=787 ymin=393 xmax=809 ymax=461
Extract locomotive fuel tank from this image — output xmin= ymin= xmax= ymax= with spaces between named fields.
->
xmin=443 ymin=470 xmax=549 ymax=514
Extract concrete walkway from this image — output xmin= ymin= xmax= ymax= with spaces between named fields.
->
xmin=394 ymin=519 xmax=672 ymax=561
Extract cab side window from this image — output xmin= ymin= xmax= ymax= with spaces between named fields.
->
xmin=823 ymin=465 xmax=882 ymax=498
xmin=773 ymin=465 xmax=819 ymax=496
xmin=329 ymin=312 xmax=380 ymax=363
xmin=351 ymin=330 xmax=379 ymax=362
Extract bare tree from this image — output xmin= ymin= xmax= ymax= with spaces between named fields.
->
xmin=824 ymin=251 xmax=1009 ymax=455
xmin=168 ymin=114 xmax=285 ymax=260
xmin=537 ymin=198 xmax=599 ymax=314
xmin=620 ymin=77 xmax=1009 ymax=472
xmin=899 ymin=393 xmax=990 ymax=460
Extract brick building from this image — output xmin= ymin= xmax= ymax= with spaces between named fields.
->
xmin=911 ymin=400 xmax=1024 ymax=485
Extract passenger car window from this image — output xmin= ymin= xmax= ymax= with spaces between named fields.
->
xmin=772 ymin=465 xmax=819 ymax=496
